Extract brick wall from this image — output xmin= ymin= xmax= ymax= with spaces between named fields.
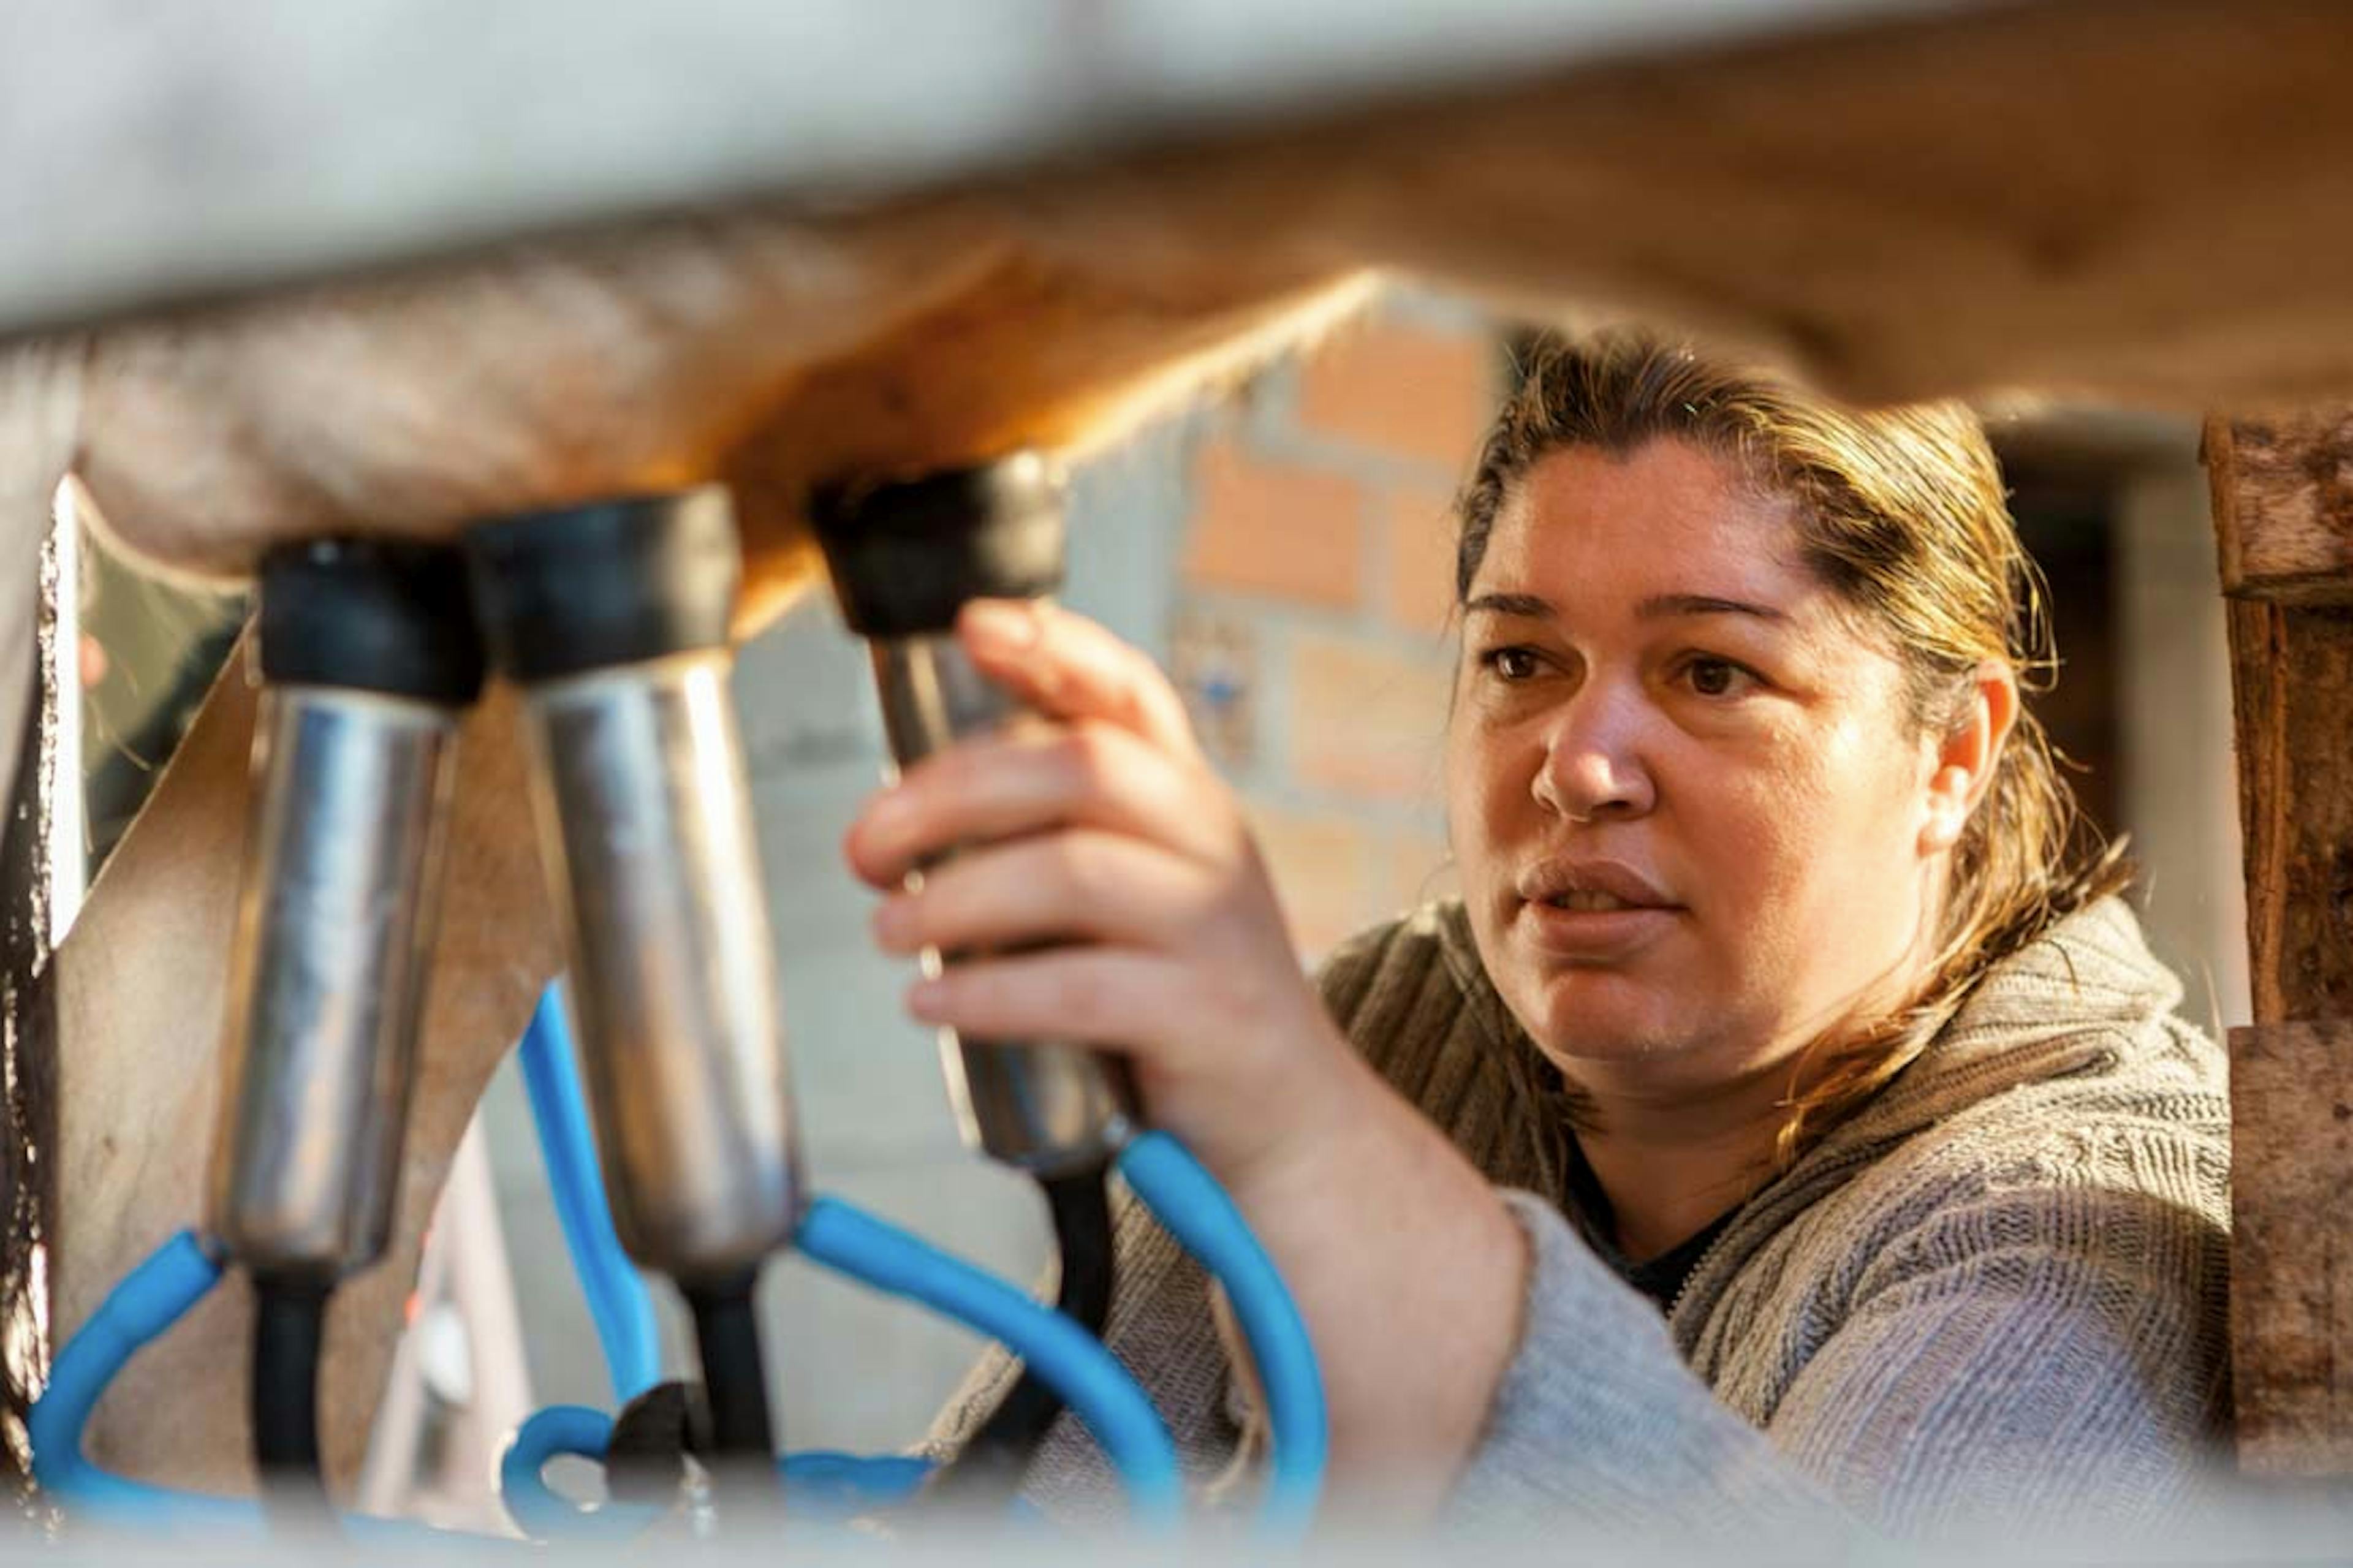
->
xmin=1163 ymin=291 xmax=1504 ymax=956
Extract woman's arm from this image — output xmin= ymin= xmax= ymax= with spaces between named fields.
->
xmin=1453 ymin=1164 xmax=2227 ymax=1543
xmin=845 ymin=599 xmax=1529 ymax=1513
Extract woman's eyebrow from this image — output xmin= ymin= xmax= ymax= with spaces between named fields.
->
xmin=1635 ymin=592 xmax=1787 ymax=623
xmin=1463 ymin=591 xmax=1554 ymax=619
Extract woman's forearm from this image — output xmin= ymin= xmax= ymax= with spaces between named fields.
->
xmin=1222 ymin=1058 xmax=1530 ymax=1515
xmin=846 ymin=602 xmax=1536 ymax=1513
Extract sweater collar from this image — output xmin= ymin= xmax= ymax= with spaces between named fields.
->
xmin=1808 ymin=893 xmax=2180 ymax=1156
xmin=1431 ymin=894 xmax=2189 ymax=1332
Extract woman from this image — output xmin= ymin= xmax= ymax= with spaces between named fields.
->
xmin=846 ymin=332 xmax=2230 ymax=1541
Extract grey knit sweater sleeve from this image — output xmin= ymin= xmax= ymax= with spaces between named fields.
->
xmin=1462 ymin=1173 xmax=2225 ymax=1543
xmin=1454 ymin=1193 xmax=1840 ymax=1540
xmin=1422 ymin=899 xmax=2232 ymax=1543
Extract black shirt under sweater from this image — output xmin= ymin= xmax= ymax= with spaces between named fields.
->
xmin=1561 ymin=1137 xmax=1741 ymax=1311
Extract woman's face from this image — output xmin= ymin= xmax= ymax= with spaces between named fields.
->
xmin=1446 ymin=439 xmax=1948 ymax=1099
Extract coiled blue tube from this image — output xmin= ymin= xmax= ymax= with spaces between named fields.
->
xmin=500 ymin=1407 xmax=941 ymax=1539
xmin=795 ymin=1195 xmax=1184 ymax=1530
xmin=499 ymin=1405 xmax=656 ymax=1542
xmin=517 ymin=985 xmax=662 ymax=1403
xmin=27 ymin=1229 xmax=259 ymax=1533
xmin=510 ymin=1025 xmax=1142 ymax=1536
xmin=1119 ymin=1131 xmax=1327 ymax=1538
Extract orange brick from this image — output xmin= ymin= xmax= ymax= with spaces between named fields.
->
xmin=1244 ymin=803 xmax=1372 ymax=961
xmin=1288 ymin=632 xmax=1453 ymax=805
xmin=1297 ymin=317 xmax=1498 ymax=472
xmin=1180 ymin=434 xmax=1365 ymax=609
xmin=1384 ymin=483 xmax=1464 ymax=636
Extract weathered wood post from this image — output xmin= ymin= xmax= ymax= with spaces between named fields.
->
xmin=2203 ymin=411 xmax=2353 ymax=1471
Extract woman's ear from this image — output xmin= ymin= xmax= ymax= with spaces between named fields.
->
xmin=1919 ymin=661 xmax=2018 ymax=854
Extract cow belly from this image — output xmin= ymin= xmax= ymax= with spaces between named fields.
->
xmin=68 ymin=202 xmax=1370 ymax=624
xmin=44 ymin=0 xmax=2353 ymax=625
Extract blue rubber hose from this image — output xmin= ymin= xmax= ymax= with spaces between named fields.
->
xmin=31 ymin=1230 xmax=517 ymax=1547
xmin=512 ymin=1001 xmax=1180 ymax=1533
xmin=28 ymin=1229 xmax=259 ymax=1532
xmin=500 ymin=1406 xmax=942 ymax=1539
xmin=517 ymin=983 xmax=662 ymax=1403
xmin=794 ymin=1195 xmax=1185 ymax=1531
xmin=1118 ymin=1131 xmax=1327 ymax=1538
xmin=498 ymin=1405 xmax=657 ymax=1542
xmin=779 ymin=1450 xmax=936 ymax=1518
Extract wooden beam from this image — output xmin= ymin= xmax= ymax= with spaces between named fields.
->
xmin=2205 ymin=413 xmax=2353 ymax=605
xmin=2230 ymin=1019 xmax=2353 ymax=1474
xmin=2212 ymin=415 xmax=2353 ymax=1472
xmin=2210 ymin=416 xmax=2353 ymax=1021
xmin=2223 ymin=597 xmax=2353 ymax=1024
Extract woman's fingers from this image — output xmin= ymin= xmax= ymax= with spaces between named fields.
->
xmin=902 ymin=942 xmax=1355 ymax=1189
xmin=957 ymin=599 xmax=1203 ymax=762
xmin=906 ymin=945 xmax=1256 ymax=1075
xmin=841 ymin=597 xmax=1365 ymax=1187
xmin=844 ymin=721 xmax=1232 ymax=888
xmin=873 ymin=829 xmax=1219 ymax=959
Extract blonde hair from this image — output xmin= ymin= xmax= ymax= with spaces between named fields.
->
xmin=1454 ymin=330 xmax=2129 ymax=1167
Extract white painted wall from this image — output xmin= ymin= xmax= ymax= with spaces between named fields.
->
xmin=2116 ymin=463 xmax=2252 ymax=1037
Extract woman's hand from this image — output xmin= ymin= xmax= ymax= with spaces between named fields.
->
xmin=843 ymin=598 xmax=1533 ymax=1510
xmin=840 ymin=596 xmax=1370 ymax=1200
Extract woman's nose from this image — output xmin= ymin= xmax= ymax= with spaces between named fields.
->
xmin=1531 ymin=687 xmax=1656 ymax=823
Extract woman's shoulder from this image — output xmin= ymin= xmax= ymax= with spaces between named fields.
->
xmin=1689 ymin=999 xmax=2232 ymax=1423
xmin=1746 ymin=961 xmax=2230 ymax=1333
xmin=1313 ymin=901 xmax=1563 ymax=1189
xmin=1314 ymin=900 xmax=1474 ymax=1015
xmin=1313 ymin=898 xmax=1530 ymax=1069
xmin=1819 ymin=896 xmax=2229 ymax=1237
xmin=1843 ymin=1030 xmax=2230 ymax=1237
xmin=1684 ymin=900 xmax=2230 ymax=1360
xmin=1821 ymin=895 xmax=2227 ymax=1164
xmin=1767 ymin=1059 xmax=2232 ymax=1388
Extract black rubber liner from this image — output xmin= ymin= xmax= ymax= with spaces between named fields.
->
xmin=463 ymin=490 xmax=740 ymax=683
xmin=810 ymin=455 xmax=1067 ymax=639
xmin=257 ymin=538 xmax=486 ymax=705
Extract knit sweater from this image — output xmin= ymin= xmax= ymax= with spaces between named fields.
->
xmin=928 ymin=895 xmax=2232 ymax=1542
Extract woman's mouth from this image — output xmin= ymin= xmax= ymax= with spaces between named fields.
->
xmin=1520 ymin=895 xmax=1680 ymax=960
xmin=1515 ymin=861 xmax=1681 ymax=959
xmin=1542 ymin=888 xmax=1643 ymax=913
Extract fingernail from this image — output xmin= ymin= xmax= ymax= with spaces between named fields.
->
xmin=873 ymin=895 xmax=914 ymax=949
xmin=963 ymin=599 xmax=1039 ymax=651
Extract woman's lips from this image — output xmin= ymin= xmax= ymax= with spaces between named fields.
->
xmin=1512 ymin=860 xmax=1681 ymax=961
xmin=1517 ymin=896 xmax=1680 ymax=961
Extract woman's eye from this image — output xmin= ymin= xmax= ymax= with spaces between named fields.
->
xmin=1681 ymin=656 xmax=1755 ymax=698
xmin=1480 ymin=646 xmax=1542 ymax=681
